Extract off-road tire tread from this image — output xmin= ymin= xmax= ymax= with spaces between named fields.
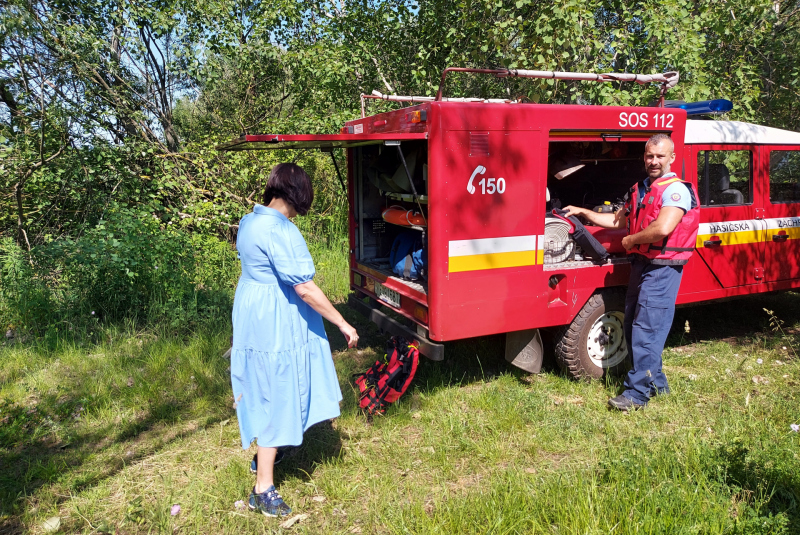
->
xmin=554 ymin=290 xmax=626 ymax=380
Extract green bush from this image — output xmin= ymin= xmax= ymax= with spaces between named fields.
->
xmin=0 ymin=237 xmax=55 ymax=333
xmin=0 ymin=209 xmax=239 ymax=337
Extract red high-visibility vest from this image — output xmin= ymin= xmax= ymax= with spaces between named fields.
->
xmin=625 ymin=173 xmax=700 ymax=265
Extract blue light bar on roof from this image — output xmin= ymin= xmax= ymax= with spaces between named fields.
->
xmin=664 ymin=99 xmax=733 ymax=116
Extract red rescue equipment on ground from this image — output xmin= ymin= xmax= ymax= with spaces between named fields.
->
xmin=353 ymin=336 xmax=419 ymax=416
xmin=382 ymin=205 xmax=427 ymax=227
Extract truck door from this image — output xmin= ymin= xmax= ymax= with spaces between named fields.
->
xmin=431 ymin=127 xmax=544 ymax=341
xmin=763 ymin=146 xmax=800 ymax=282
xmin=692 ymin=144 xmax=766 ymax=287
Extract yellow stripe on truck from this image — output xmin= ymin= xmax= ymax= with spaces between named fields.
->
xmin=696 ymin=230 xmax=762 ymax=247
xmin=765 ymin=227 xmax=800 ymax=240
xmin=449 ymin=235 xmax=539 ymax=273
xmin=449 ymin=250 xmax=540 ymax=273
xmin=697 ymin=218 xmax=800 ymax=247
xmin=696 ymin=219 xmax=763 ymax=248
xmin=764 ymin=217 xmax=800 ymax=240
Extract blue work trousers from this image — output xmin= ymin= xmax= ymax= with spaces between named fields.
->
xmin=622 ymin=257 xmax=683 ymax=405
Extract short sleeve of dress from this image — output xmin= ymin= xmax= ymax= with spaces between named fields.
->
xmin=266 ymin=220 xmax=316 ymax=286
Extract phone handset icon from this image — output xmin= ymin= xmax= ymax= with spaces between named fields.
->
xmin=467 ymin=165 xmax=486 ymax=194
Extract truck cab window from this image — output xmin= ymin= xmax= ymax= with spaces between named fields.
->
xmin=769 ymin=150 xmax=800 ymax=203
xmin=696 ymin=150 xmax=752 ymax=206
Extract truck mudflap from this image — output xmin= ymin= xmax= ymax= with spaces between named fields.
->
xmin=348 ymin=294 xmax=444 ymax=361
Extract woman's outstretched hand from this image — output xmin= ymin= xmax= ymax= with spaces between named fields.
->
xmin=339 ymin=322 xmax=359 ymax=348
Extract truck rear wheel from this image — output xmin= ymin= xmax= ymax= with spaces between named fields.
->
xmin=554 ymin=290 xmax=630 ymax=380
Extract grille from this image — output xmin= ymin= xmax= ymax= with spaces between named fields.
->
xmin=469 ymin=132 xmax=490 ymax=157
xmin=543 ymin=218 xmax=575 ymax=264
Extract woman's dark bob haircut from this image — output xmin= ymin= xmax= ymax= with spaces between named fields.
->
xmin=262 ymin=163 xmax=314 ymax=216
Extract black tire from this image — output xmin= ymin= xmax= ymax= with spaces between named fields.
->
xmin=554 ymin=290 xmax=630 ymax=380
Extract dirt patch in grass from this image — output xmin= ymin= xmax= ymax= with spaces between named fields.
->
xmin=447 ymin=471 xmax=486 ymax=493
xmin=549 ymin=395 xmax=585 ymax=406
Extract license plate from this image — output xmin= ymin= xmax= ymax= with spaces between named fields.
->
xmin=375 ymin=281 xmax=401 ymax=308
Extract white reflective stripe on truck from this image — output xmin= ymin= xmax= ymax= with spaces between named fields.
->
xmin=448 ymin=235 xmax=541 ymax=272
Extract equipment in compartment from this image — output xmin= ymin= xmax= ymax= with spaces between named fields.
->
xmin=586 ymin=227 xmax=626 ymax=254
xmin=386 ymin=192 xmax=428 ymax=203
xmin=389 ymin=231 xmax=427 ymax=280
xmin=542 ymin=139 xmax=646 ymax=265
xmin=549 ymin=154 xmax=585 ymax=180
xmin=382 ymin=205 xmax=427 ymax=227
xmin=550 ymin=209 xmax=610 ymax=264
xmin=543 ymin=216 xmax=575 ymax=264
xmin=364 ymin=145 xmax=427 ymax=194
xmin=544 ymin=213 xmax=626 ymax=264
xmin=593 ymin=201 xmax=615 ymax=213
xmin=546 ymin=140 xmax=646 ymax=210
xmin=356 ymin=142 xmax=429 ymax=271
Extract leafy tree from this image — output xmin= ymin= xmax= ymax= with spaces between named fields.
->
xmin=1 ymin=0 xmax=799 ymax=332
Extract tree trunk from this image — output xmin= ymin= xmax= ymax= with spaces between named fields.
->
xmin=14 ymin=180 xmax=31 ymax=252
xmin=162 ymin=117 xmax=180 ymax=153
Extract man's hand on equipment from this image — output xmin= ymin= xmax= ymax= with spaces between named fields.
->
xmin=562 ymin=205 xmax=585 ymax=219
xmin=562 ymin=205 xmax=621 ymax=229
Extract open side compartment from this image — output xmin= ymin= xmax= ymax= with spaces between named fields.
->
xmin=215 ymin=130 xmax=441 ymax=355
xmin=215 ymin=130 xmax=432 ymax=313
xmin=352 ymin=140 xmax=429 ymax=301
xmin=348 ymin=137 xmax=439 ymax=356
xmin=542 ymin=138 xmax=646 ymax=269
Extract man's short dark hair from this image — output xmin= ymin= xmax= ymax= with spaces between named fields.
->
xmin=646 ymin=133 xmax=674 ymax=151
xmin=263 ymin=163 xmax=314 ymax=215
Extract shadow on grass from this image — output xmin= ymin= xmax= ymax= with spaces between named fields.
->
xmin=411 ymin=334 xmax=520 ymax=395
xmin=329 ymin=298 xmax=533 ymax=394
xmin=325 ymin=303 xmax=388 ymax=355
xmin=5 ymin=290 xmax=798 ymax=533
xmin=0 ymin=311 xmax=345 ymax=528
xmin=0 ymin=399 xmax=228 ymax=534
xmin=275 ymin=420 xmax=344 ymax=487
xmin=335 ymin=291 xmax=800 ymax=399
xmin=0 ymin=330 xmax=234 ymax=534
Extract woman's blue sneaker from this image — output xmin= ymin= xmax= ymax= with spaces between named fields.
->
xmin=248 ymin=485 xmax=291 ymax=517
xmin=250 ymin=448 xmax=286 ymax=474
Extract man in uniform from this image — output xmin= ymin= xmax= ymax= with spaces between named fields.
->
xmin=564 ymin=134 xmax=700 ymax=410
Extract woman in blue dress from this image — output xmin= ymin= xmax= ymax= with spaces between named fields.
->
xmin=231 ymin=163 xmax=359 ymax=517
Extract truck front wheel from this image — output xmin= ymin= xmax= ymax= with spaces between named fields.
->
xmin=554 ymin=290 xmax=630 ymax=380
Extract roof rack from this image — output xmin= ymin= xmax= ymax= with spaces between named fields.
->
xmin=360 ymin=91 xmax=519 ymax=117
xmin=360 ymin=67 xmax=679 ymax=117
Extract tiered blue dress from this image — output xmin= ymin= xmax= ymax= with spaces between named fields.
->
xmin=231 ymin=205 xmax=342 ymax=449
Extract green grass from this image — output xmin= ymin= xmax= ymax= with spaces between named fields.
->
xmin=2 ymin=275 xmax=800 ymax=533
xmin=307 ymin=243 xmax=351 ymax=303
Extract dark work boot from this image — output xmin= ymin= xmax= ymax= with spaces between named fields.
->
xmin=608 ymin=394 xmax=644 ymax=411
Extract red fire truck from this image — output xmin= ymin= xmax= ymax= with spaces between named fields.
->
xmin=219 ymin=68 xmax=800 ymax=380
